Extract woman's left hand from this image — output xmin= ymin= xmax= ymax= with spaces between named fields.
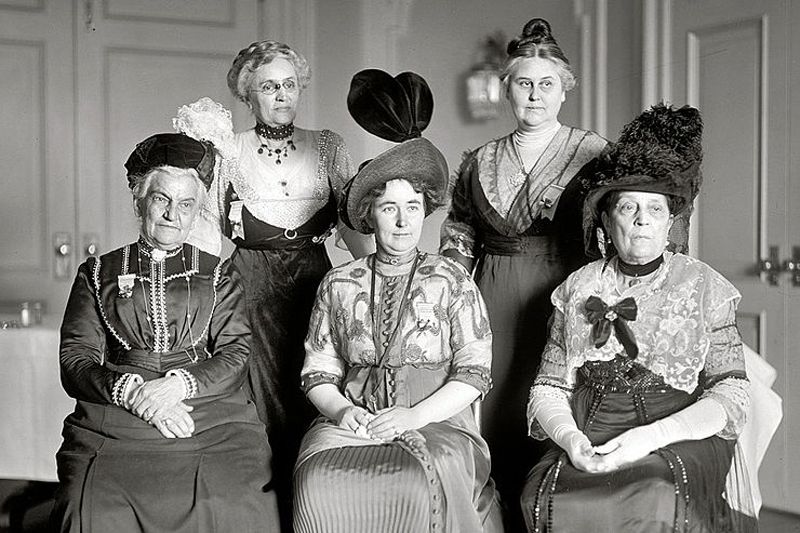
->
xmin=592 ymin=425 xmax=656 ymax=471
xmin=129 ymin=375 xmax=187 ymax=422
xmin=367 ymin=407 xmax=425 ymax=441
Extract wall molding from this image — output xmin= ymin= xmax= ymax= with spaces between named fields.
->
xmin=575 ymin=0 xmax=608 ymax=136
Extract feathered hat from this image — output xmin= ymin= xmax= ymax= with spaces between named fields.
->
xmin=341 ymin=69 xmax=448 ymax=234
xmin=582 ymin=103 xmax=703 ymax=257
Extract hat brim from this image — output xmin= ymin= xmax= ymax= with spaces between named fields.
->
xmin=345 ymin=137 xmax=448 ymax=234
xmin=582 ymin=172 xmax=696 ymax=257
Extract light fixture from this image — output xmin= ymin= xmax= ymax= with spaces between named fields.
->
xmin=466 ymin=31 xmax=507 ymax=121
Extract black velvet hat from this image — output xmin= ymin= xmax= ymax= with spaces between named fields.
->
xmin=582 ymin=103 xmax=704 ymax=256
xmin=124 ymin=133 xmax=215 ymax=190
xmin=342 ymin=69 xmax=448 ymax=234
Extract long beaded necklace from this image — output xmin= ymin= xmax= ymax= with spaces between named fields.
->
xmin=255 ymin=122 xmax=296 ymax=165
xmin=364 ymin=251 xmax=422 ymax=410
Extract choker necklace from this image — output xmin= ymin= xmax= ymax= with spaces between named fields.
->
xmin=255 ymin=122 xmax=296 ymax=164
xmin=375 ymin=248 xmax=418 ymax=266
xmin=618 ymin=254 xmax=664 ymax=286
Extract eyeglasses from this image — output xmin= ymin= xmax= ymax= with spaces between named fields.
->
xmin=249 ymin=79 xmax=298 ymax=95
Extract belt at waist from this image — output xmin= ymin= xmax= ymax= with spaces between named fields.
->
xmin=235 ymin=228 xmax=331 ymax=251
xmin=481 ymin=234 xmax=561 ymax=256
xmin=108 ymin=347 xmax=205 ymax=374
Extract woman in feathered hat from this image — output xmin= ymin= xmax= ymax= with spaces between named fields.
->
xmin=52 ymin=133 xmax=279 ymax=531
xmin=292 ymin=70 xmax=503 ymax=532
xmin=519 ymin=104 xmax=757 ymax=531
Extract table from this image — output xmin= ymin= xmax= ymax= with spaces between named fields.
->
xmin=0 ymin=322 xmax=74 ymax=481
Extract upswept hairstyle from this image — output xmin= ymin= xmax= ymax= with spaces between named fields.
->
xmin=501 ymin=18 xmax=576 ymax=93
xmin=226 ymin=40 xmax=311 ymax=102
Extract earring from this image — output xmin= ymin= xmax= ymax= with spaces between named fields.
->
xmin=596 ymin=227 xmax=607 ymax=258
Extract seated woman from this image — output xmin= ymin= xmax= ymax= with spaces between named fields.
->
xmin=520 ymin=104 xmax=757 ymax=532
xmin=51 ymin=133 xmax=280 ymax=532
xmin=292 ymin=70 xmax=503 ymax=533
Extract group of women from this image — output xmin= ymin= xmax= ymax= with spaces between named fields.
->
xmin=52 ymin=15 xmax=760 ymax=533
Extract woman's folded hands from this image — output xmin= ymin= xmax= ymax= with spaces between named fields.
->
xmin=126 ymin=376 xmax=195 ymax=439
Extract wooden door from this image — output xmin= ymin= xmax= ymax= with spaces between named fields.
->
xmin=0 ymin=1 xmax=77 ymax=316
xmin=75 ymin=0 xmax=258 ymax=257
xmin=670 ymin=0 xmax=798 ymax=513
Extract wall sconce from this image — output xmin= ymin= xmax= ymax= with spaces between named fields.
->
xmin=466 ymin=31 xmax=507 ymax=121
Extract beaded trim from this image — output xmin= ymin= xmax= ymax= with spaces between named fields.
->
xmin=396 ymin=433 xmax=445 ymax=531
xmin=657 ymin=447 xmax=690 ymax=533
xmin=166 ymin=368 xmax=198 ymax=399
xmin=93 ymin=257 xmax=131 ymax=351
xmin=111 ymin=372 xmax=143 ymax=406
xmin=149 ymin=257 xmax=170 ymax=352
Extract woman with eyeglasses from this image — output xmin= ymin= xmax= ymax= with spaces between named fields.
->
xmin=214 ymin=40 xmax=371 ymax=529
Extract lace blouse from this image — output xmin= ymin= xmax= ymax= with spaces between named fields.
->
xmin=531 ymin=252 xmax=750 ymax=439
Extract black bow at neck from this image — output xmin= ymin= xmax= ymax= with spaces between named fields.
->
xmin=584 ymin=295 xmax=639 ymax=359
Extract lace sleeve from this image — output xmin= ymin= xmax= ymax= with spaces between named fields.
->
xmin=700 ymin=278 xmax=750 ymax=438
xmin=439 ymin=151 xmax=479 ymax=258
xmin=527 ymin=384 xmax=572 ymax=440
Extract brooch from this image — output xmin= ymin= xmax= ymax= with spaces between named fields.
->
xmin=118 ymin=274 xmax=136 ymax=298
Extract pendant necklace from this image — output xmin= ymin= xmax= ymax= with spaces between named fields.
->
xmin=255 ymin=122 xmax=296 ymax=165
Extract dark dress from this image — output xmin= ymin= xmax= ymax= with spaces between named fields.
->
xmin=52 ymin=240 xmax=279 ymax=532
xmin=521 ymin=254 xmax=756 ymax=532
xmin=215 ymin=127 xmax=355 ymax=528
xmin=440 ymin=126 xmax=607 ymax=522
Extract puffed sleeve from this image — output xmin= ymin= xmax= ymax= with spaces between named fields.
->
xmin=439 ymin=151 xmax=480 ymax=259
xmin=699 ymin=274 xmax=750 ymax=438
xmin=446 ymin=273 xmax=493 ymax=397
xmin=59 ymin=259 xmax=121 ymax=403
xmin=184 ymin=260 xmax=251 ymax=398
xmin=301 ymin=272 xmax=346 ymax=393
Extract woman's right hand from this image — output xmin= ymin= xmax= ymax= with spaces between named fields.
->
xmin=150 ymin=402 xmax=195 ymax=439
xmin=336 ymin=405 xmax=373 ymax=433
xmin=564 ymin=431 xmax=606 ymax=473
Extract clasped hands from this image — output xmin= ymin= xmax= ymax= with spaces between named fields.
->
xmin=122 ymin=376 xmax=195 ymax=439
xmin=336 ymin=405 xmax=423 ymax=442
xmin=565 ymin=425 xmax=656 ymax=473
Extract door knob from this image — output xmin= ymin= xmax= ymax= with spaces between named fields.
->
xmin=53 ymin=232 xmax=73 ymax=280
xmin=784 ymin=246 xmax=800 ymax=287
xmin=759 ymin=246 xmax=781 ymax=286
xmin=83 ymin=233 xmax=100 ymax=257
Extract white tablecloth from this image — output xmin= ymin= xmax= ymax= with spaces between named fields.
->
xmin=0 ymin=324 xmax=73 ymax=481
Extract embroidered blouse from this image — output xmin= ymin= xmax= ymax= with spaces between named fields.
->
xmin=301 ymin=254 xmax=493 ymax=400
xmin=531 ymin=252 xmax=750 ymax=439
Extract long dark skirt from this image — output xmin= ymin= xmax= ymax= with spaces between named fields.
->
xmin=474 ymin=240 xmax=571 ymax=527
xmin=520 ymin=384 xmax=758 ymax=532
xmin=231 ymin=244 xmax=331 ymax=527
xmin=52 ymin=389 xmax=278 ymax=532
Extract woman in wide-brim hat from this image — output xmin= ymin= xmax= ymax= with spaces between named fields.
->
xmin=520 ymin=104 xmax=757 ymax=532
xmin=292 ymin=69 xmax=503 ymax=533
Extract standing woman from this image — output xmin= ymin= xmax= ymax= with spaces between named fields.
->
xmin=221 ymin=40 xmax=371 ymax=527
xmin=439 ymin=17 xmax=606 ymax=523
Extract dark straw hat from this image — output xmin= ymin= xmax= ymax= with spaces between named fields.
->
xmin=124 ymin=133 xmax=215 ymax=190
xmin=581 ymin=103 xmax=703 ymax=256
xmin=342 ymin=69 xmax=448 ymax=233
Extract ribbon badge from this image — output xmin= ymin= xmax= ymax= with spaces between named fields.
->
xmin=584 ymin=295 xmax=639 ymax=358
xmin=118 ymin=274 xmax=136 ymax=299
